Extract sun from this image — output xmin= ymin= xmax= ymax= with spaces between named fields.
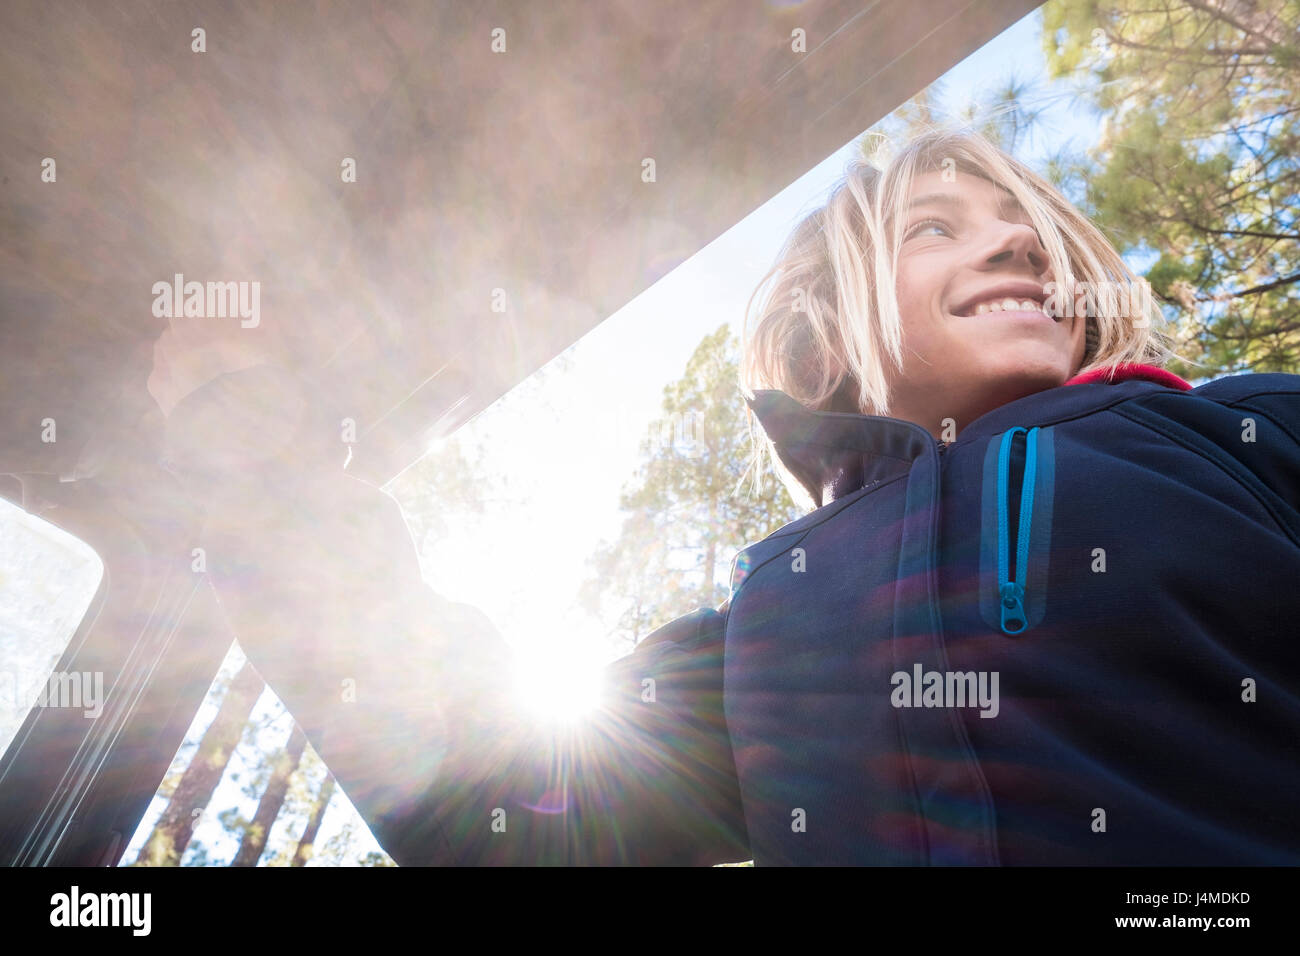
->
xmin=510 ymin=646 xmax=603 ymax=723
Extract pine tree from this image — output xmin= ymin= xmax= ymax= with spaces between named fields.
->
xmin=291 ymin=771 xmax=336 ymax=866
xmin=581 ymin=325 xmax=804 ymax=648
xmin=132 ymin=659 xmax=265 ymax=866
xmin=1040 ymin=0 xmax=1300 ymax=375
xmin=230 ymin=724 xmax=308 ymax=866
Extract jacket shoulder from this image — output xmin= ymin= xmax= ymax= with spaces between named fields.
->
xmin=1188 ymin=373 xmax=1300 ymax=445
xmin=1190 ymin=372 xmax=1300 ymax=403
xmin=1122 ymin=372 xmax=1300 ymax=536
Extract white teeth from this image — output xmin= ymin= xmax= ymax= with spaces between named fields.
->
xmin=969 ymin=297 xmax=1044 ymax=315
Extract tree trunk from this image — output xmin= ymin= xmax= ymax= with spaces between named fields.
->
xmin=291 ymin=772 xmax=336 ymax=866
xmin=133 ymin=659 xmax=265 ymax=866
xmin=231 ymin=724 xmax=308 ymax=866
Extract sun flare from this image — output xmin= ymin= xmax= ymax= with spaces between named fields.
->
xmin=510 ymin=648 xmax=603 ymax=723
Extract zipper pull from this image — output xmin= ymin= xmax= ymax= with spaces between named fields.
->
xmin=999 ymin=581 xmax=1027 ymax=634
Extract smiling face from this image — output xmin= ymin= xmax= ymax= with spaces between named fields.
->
xmin=885 ymin=169 xmax=1087 ymax=436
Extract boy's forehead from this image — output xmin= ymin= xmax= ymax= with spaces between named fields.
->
xmin=908 ymin=169 xmax=1016 ymax=202
xmin=902 ymin=172 xmax=1026 ymax=221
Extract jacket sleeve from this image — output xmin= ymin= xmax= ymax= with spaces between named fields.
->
xmin=373 ymin=604 xmax=752 ymax=866
xmin=178 ymin=368 xmax=748 ymax=866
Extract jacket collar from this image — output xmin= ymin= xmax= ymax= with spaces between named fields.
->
xmin=747 ymin=365 xmax=1193 ymax=507
xmin=746 ymin=390 xmax=933 ymax=509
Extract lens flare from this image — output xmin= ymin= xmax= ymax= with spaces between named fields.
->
xmin=510 ymin=648 xmax=602 ymax=724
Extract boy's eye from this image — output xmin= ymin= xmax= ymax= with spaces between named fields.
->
xmin=905 ymin=218 xmax=951 ymax=240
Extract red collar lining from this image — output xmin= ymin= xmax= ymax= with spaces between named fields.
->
xmin=1064 ymin=363 xmax=1192 ymax=391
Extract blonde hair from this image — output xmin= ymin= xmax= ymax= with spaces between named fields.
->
xmin=739 ymin=126 xmax=1175 ymax=503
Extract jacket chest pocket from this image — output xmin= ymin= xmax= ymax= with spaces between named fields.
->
xmin=979 ymin=426 xmax=1056 ymax=635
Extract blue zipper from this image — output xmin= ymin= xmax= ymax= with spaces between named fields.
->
xmin=996 ymin=426 xmax=1039 ymax=635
